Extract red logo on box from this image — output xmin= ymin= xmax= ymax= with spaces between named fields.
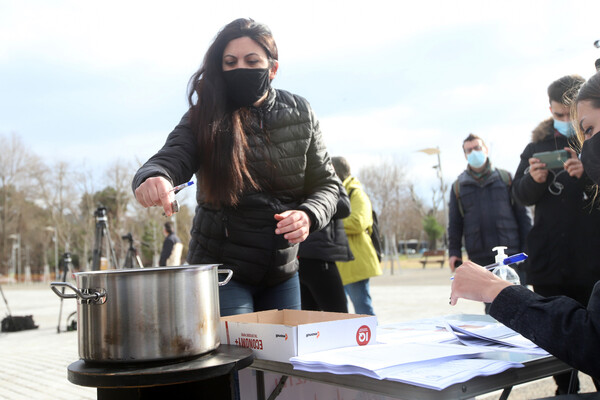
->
xmin=356 ymin=325 xmax=371 ymax=346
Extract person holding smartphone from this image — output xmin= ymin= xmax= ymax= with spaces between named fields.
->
xmin=510 ymin=74 xmax=600 ymax=394
xmin=451 ymin=70 xmax=600 ymax=388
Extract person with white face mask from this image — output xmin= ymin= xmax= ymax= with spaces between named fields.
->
xmin=450 ymin=71 xmax=600 ymax=389
xmin=448 ymin=134 xmax=532 ymax=313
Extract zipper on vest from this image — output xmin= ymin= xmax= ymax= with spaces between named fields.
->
xmin=255 ymin=107 xmax=264 ymax=130
xmin=223 ymin=215 xmax=229 ymax=237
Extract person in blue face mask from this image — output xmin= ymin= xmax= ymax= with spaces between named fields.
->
xmin=451 ymin=71 xmax=600 ymax=390
xmin=448 ymin=133 xmax=532 ymax=313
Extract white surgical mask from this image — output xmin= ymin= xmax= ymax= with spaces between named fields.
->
xmin=467 ymin=150 xmax=487 ymax=168
xmin=553 ymin=119 xmax=575 ymax=137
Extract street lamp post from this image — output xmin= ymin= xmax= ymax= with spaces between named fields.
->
xmin=42 ymin=239 xmax=50 ymax=282
xmin=45 ymin=227 xmax=58 ymax=280
xmin=417 ymin=147 xmax=448 ymax=247
xmin=8 ymin=234 xmax=21 ymax=282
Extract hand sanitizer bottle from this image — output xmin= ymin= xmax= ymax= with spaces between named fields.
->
xmin=492 ymin=246 xmax=521 ymax=285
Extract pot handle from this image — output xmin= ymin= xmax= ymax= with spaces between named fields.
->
xmin=50 ymin=282 xmax=106 ymax=302
xmin=217 ymin=269 xmax=233 ymax=286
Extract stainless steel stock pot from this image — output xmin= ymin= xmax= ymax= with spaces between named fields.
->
xmin=51 ymin=264 xmax=232 ymax=364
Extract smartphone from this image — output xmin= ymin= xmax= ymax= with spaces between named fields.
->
xmin=532 ymin=150 xmax=569 ymax=170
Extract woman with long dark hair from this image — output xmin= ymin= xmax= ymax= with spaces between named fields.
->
xmin=133 ymin=18 xmax=339 ymax=316
xmin=450 ymin=71 xmax=600 ymax=385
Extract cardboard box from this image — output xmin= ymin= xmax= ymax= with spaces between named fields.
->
xmin=220 ymin=309 xmax=377 ymax=363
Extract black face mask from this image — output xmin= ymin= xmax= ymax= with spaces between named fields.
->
xmin=581 ymin=131 xmax=600 ymax=185
xmin=223 ymin=68 xmax=270 ymax=107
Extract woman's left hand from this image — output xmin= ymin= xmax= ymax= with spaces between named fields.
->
xmin=274 ymin=210 xmax=311 ymax=244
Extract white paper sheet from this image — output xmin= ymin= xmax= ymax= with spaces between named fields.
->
xmin=287 ymin=316 xmax=543 ymax=391
xmin=445 ymin=321 xmax=549 ymax=355
xmin=290 ymin=342 xmax=494 ymax=379
xmin=383 ymin=357 xmax=524 ymax=390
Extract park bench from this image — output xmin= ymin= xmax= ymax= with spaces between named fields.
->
xmin=419 ymin=250 xmax=446 ymax=269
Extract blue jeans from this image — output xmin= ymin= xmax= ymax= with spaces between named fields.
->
xmin=219 ymin=273 xmax=301 ymax=316
xmin=344 ymin=279 xmax=375 ymax=316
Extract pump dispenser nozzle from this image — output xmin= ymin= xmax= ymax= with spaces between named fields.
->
xmin=491 ymin=246 xmax=520 ymax=285
xmin=492 ymin=246 xmax=507 ymax=263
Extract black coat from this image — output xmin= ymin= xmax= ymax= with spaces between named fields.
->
xmin=448 ymin=166 xmax=531 ymax=262
xmin=298 ymin=183 xmax=354 ymax=262
xmin=159 ymin=233 xmax=181 ymax=266
xmin=132 ymin=88 xmax=339 ymax=286
xmin=512 ymin=119 xmax=600 ymax=286
xmin=490 ymin=281 xmax=600 ymax=380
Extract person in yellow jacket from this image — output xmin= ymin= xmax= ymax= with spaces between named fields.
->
xmin=332 ymin=157 xmax=382 ymax=315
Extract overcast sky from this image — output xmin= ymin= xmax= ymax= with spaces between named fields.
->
xmin=2 ymin=0 xmax=600 ymax=206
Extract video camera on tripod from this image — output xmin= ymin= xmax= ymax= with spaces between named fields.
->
xmin=91 ymin=205 xmax=119 ymax=271
xmin=94 ymin=206 xmax=108 ymax=221
xmin=60 ymin=252 xmax=72 ymax=273
xmin=122 ymin=232 xmax=144 ymax=269
xmin=57 ymin=251 xmax=76 ymax=333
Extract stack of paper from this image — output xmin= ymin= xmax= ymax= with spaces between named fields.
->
xmin=444 ymin=321 xmax=548 ymax=355
xmin=290 ymin=342 xmax=523 ymax=390
xmin=287 ymin=316 xmax=552 ymax=390
xmin=383 ymin=357 xmax=524 ymax=390
xmin=376 ymin=317 xmax=457 ymax=345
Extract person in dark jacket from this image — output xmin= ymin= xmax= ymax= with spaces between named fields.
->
xmin=510 ymin=74 xmax=600 ymax=393
xmin=298 ymin=182 xmax=353 ymax=313
xmin=451 ymin=71 xmax=600 ymax=391
xmin=132 ymin=18 xmax=339 ymax=317
xmin=159 ymin=221 xmax=182 ymax=267
xmin=448 ymin=134 xmax=531 ymax=283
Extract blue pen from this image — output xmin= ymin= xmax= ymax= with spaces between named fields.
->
xmin=450 ymin=253 xmax=528 ymax=280
xmin=171 ymin=181 xmax=194 ymax=194
xmin=162 ymin=181 xmax=194 ymax=216
xmin=483 ymin=252 xmax=528 ymax=271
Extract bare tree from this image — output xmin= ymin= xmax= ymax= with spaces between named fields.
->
xmin=358 ymin=158 xmax=419 ymax=271
xmin=0 ymin=132 xmax=42 ymax=275
xmin=33 ymin=161 xmax=80 ymax=253
xmin=75 ymin=165 xmax=100 ymax=271
xmin=396 ymin=184 xmax=427 ymax=250
xmin=96 ymin=159 xmax=136 ymax=263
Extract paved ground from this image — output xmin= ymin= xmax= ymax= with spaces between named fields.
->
xmin=0 ymin=265 xmax=595 ymax=399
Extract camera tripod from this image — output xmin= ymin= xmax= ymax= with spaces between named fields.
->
xmin=122 ymin=233 xmax=144 ymax=269
xmin=57 ymin=252 xmax=76 ymax=333
xmin=91 ymin=206 xmax=119 ymax=271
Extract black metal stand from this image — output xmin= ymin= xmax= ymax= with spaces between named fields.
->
xmin=0 ymin=283 xmax=17 ymax=332
xmin=91 ymin=206 xmax=119 ymax=271
xmin=57 ymin=252 xmax=73 ymax=334
xmin=67 ymin=345 xmax=254 ymax=400
xmin=121 ymin=233 xmax=143 ymax=269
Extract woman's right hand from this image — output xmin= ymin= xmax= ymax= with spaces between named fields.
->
xmin=134 ymin=176 xmax=176 ymax=216
xmin=450 ymin=261 xmax=511 ymax=305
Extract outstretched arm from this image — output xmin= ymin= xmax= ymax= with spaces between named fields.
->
xmin=451 ymin=262 xmax=600 ymax=379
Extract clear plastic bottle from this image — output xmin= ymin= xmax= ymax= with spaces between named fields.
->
xmin=491 ymin=246 xmax=521 ymax=285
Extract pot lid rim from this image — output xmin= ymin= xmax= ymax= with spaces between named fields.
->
xmin=73 ymin=264 xmax=221 ymax=277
